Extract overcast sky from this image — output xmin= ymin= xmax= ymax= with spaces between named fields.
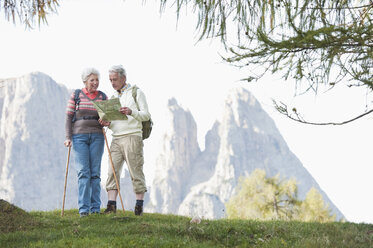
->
xmin=0 ymin=0 xmax=372 ymax=224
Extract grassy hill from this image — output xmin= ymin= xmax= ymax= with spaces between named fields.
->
xmin=1 ymin=200 xmax=372 ymax=247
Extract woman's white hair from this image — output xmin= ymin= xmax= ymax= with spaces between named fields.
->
xmin=109 ymin=65 xmax=127 ymax=78
xmin=81 ymin=67 xmax=100 ymax=82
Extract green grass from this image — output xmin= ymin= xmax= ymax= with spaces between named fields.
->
xmin=1 ymin=203 xmax=372 ymax=247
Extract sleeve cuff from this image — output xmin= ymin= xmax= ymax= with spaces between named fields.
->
xmin=131 ymin=108 xmax=139 ymax=118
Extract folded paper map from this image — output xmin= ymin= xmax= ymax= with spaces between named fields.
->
xmin=92 ymin=98 xmax=127 ymax=121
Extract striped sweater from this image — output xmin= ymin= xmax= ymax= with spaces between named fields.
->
xmin=65 ymin=88 xmax=107 ymax=140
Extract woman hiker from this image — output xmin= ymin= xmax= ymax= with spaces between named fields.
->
xmin=64 ymin=67 xmax=107 ymax=217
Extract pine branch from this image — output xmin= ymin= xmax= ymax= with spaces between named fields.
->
xmin=273 ymin=100 xmax=373 ymax=125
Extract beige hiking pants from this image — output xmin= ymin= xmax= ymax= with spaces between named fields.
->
xmin=105 ymin=135 xmax=147 ymax=194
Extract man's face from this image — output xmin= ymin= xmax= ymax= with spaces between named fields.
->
xmin=109 ymin=72 xmax=126 ymax=91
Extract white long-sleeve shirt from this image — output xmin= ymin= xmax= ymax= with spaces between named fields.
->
xmin=109 ymin=84 xmax=151 ymax=138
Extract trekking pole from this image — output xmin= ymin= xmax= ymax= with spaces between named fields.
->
xmin=61 ymin=146 xmax=71 ymax=217
xmin=102 ymin=128 xmax=125 ymax=215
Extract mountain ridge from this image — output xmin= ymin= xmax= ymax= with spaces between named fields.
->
xmin=148 ymin=87 xmax=344 ymax=220
xmin=0 ymin=72 xmax=344 ymax=221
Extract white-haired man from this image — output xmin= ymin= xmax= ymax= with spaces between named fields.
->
xmin=99 ymin=65 xmax=150 ymax=216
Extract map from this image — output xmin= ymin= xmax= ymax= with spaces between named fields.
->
xmin=92 ymin=98 xmax=127 ymax=121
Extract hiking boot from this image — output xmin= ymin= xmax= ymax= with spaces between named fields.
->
xmin=104 ymin=204 xmax=116 ymax=214
xmin=80 ymin=212 xmax=89 ymax=218
xmin=134 ymin=205 xmax=143 ymax=216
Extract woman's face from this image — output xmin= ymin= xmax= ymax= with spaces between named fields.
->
xmin=84 ymin=74 xmax=99 ymax=93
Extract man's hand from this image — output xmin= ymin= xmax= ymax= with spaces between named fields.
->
xmin=64 ymin=139 xmax=72 ymax=147
xmin=119 ymin=107 xmax=132 ymax=115
xmin=99 ymin=119 xmax=111 ymax=126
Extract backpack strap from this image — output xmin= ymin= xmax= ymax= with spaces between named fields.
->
xmin=131 ymin=86 xmax=153 ymax=140
xmin=71 ymin=89 xmax=81 ymax=123
xmin=132 ymin=86 xmax=140 ymax=111
xmin=99 ymin=90 xmax=107 ymax=100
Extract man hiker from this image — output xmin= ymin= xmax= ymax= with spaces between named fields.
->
xmin=99 ymin=65 xmax=151 ymax=216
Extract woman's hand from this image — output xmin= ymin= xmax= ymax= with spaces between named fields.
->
xmin=64 ymin=139 xmax=72 ymax=147
xmin=99 ymin=119 xmax=111 ymax=126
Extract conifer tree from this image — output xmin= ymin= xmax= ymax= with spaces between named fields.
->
xmin=226 ymin=169 xmax=299 ymax=220
xmin=225 ymin=169 xmax=336 ymax=222
xmin=0 ymin=0 xmax=59 ymax=28
xmin=159 ymin=0 xmax=372 ymax=89
xmin=297 ymin=187 xmax=336 ymax=222
xmin=158 ymin=0 xmax=373 ymax=123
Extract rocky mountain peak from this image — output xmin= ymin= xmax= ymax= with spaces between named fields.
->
xmin=148 ymin=87 xmax=344 ymax=220
xmin=148 ymin=98 xmax=201 ymax=213
xmin=0 ymin=72 xmax=77 ymax=211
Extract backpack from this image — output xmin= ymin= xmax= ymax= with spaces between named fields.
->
xmin=132 ymin=86 xmax=153 ymax=140
xmin=71 ymin=89 xmax=107 ymax=123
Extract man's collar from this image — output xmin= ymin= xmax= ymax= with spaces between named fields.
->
xmin=117 ymin=83 xmax=131 ymax=96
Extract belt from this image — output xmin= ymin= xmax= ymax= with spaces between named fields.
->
xmin=74 ymin=116 xmax=99 ymax=121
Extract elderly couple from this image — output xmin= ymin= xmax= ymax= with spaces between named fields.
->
xmin=64 ymin=65 xmax=150 ymax=217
